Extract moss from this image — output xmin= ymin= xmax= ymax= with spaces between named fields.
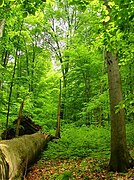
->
xmin=0 ymin=132 xmax=52 ymax=179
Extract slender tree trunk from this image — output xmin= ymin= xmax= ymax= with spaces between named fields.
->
xmin=99 ymin=48 xmax=105 ymax=126
xmin=55 ymin=79 xmax=61 ymax=138
xmin=16 ymin=50 xmax=21 ymax=97
xmin=50 ymin=18 xmax=70 ymax=120
xmin=15 ymin=100 xmax=24 ymax=137
xmin=5 ymin=50 xmax=18 ymax=139
xmin=60 ymin=73 xmax=67 ymax=119
xmin=25 ymin=42 xmax=30 ymax=92
xmin=0 ymin=50 xmax=8 ymax=89
xmin=0 ymin=19 xmax=5 ymax=37
xmin=5 ymin=19 xmax=23 ymax=139
xmin=83 ymin=73 xmax=90 ymax=125
xmin=106 ymin=51 xmax=133 ymax=172
xmin=3 ymin=50 xmax=8 ymax=67
xmin=30 ymin=42 xmax=36 ymax=92
xmin=0 ymin=80 xmax=2 ymax=90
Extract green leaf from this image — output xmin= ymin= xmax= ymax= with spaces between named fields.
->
xmin=104 ymin=16 xmax=110 ymax=22
xmin=0 ymin=0 xmax=4 ymax=7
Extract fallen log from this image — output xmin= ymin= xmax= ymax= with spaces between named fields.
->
xmin=0 ymin=131 xmax=54 ymax=180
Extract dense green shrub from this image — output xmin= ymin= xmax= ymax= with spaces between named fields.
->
xmin=43 ymin=124 xmax=111 ymax=159
xmin=43 ymin=123 xmax=134 ymax=160
xmin=126 ymin=123 xmax=134 ymax=146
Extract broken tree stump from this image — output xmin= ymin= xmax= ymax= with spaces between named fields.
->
xmin=1 ymin=115 xmax=42 ymax=140
xmin=0 ymin=132 xmax=54 ymax=180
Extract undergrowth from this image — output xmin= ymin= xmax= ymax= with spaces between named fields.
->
xmin=43 ymin=124 xmax=110 ymax=159
xmin=43 ymin=123 xmax=134 ymax=160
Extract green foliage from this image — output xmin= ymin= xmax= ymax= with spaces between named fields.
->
xmin=52 ymin=170 xmax=73 ymax=180
xmin=1 ymin=0 xmax=133 ymax=129
xmin=0 ymin=1 xmax=133 ymax=166
xmin=126 ymin=123 xmax=134 ymax=146
xmin=43 ymin=124 xmax=110 ymax=159
xmin=43 ymin=123 xmax=134 ymax=160
xmin=0 ymin=0 xmax=4 ymax=7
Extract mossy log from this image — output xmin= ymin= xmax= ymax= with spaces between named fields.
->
xmin=0 ymin=132 xmax=53 ymax=180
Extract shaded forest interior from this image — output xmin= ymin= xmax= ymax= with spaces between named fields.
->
xmin=0 ymin=0 xmax=134 ymax=179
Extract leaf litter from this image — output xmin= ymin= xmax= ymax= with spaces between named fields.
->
xmin=26 ymin=157 xmax=134 ymax=180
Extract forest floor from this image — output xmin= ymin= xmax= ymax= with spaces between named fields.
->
xmin=26 ymin=157 xmax=134 ymax=180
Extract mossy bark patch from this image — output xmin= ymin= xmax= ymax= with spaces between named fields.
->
xmin=0 ymin=132 xmax=53 ymax=180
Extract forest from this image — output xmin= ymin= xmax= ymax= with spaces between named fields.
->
xmin=0 ymin=0 xmax=134 ymax=179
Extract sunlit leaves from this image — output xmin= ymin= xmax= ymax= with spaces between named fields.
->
xmin=108 ymin=1 xmax=115 ymax=7
xmin=104 ymin=16 xmax=110 ymax=23
xmin=0 ymin=0 xmax=133 ymax=130
xmin=46 ymin=0 xmax=55 ymax=4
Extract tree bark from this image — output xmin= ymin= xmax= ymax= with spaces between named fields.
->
xmin=5 ymin=49 xmax=18 ymax=139
xmin=106 ymin=51 xmax=134 ymax=172
xmin=0 ymin=19 xmax=5 ymax=37
xmin=30 ymin=42 xmax=36 ymax=92
xmin=0 ymin=132 xmax=54 ymax=180
xmin=15 ymin=100 xmax=24 ymax=137
xmin=103 ymin=0 xmax=134 ymax=172
xmin=99 ymin=48 xmax=105 ymax=126
xmin=55 ymin=79 xmax=61 ymax=138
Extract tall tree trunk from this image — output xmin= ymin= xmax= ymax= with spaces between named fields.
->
xmin=0 ymin=50 xmax=9 ymax=90
xmin=5 ymin=19 xmax=23 ymax=139
xmin=16 ymin=50 xmax=21 ymax=97
xmin=30 ymin=42 xmax=36 ymax=92
xmin=2 ymin=50 xmax=8 ymax=67
xmin=83 ymin=72 xmax=90 ymax=125
xmin=55 ymin=79 xmax=61 ymax=138
xmin=99 ymin=48 xmax=105 ymax=126
xmin=25 ymin=42 xmax=30 ymax=92
xmin=106 ymin=51 xmax=133 ymax=172
xmin=5 ymin=49 xmax=18 ymax=139
xmin=103 ymin=0 xmax=134 ymax=172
